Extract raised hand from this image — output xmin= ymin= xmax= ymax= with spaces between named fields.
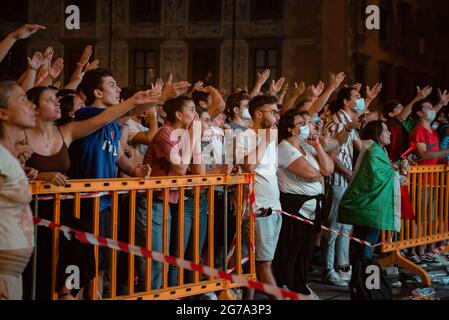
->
xmin=352 ymin=83 xmax=362 ymax=92
xmin=201 ymin=85 xmax=219 ymax=95
xmin=10 ymin=24 xmax=46 ymax=40
xmin=366 ymin=83 xmax=383 ymax=100
xmin=269 ymin=77 xmax=286 ymax=95
xmin=279 ymin=82 xmax=289 ymax=97
xmin=438 ymin=88 xmax=449 ymax=106
xmin=415 ymin=86 xmax=432 ymax=101
xmin=162 ymin=77 xmax=191 ymax=100
xmin=78 ymin=45 xmax=93 ymax=67
xmin=307 ymin=81 xmax=325 ymax=99
xmin=48 ymin=58 xmax=64 ymax=79
xmin=27 ymin=52 xmax=43 ymax=71
xmin=42 ymin=46 xmax=54 ymax=66
xmin=84 ymin=59 xmax=99 ymax=72
xmin=293 ymin=82 xmax=306 ymax=96
xmin=133 ymin=90 xmax=162 ymax=106
xmin=192 ymin=81 xmax=204 ymax=92
xmin=152 ymin=78 xmax=164 ymax=92
xmin=256 ymin=69 xmax=270 ymax=87
xmin=330 ymin=72 xmax=345 ymax=90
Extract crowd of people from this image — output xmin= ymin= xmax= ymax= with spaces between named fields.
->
xmin=1 ymin=24 xmax=449 ymax=300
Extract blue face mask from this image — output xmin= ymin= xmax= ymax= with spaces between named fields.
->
xmin=354 ymin=98 xmax=365 ymax=113
xmin=298 ymin=125 xmax=310 ymax=141
xmin=311 ymin=115 xmax=320 ymax=123
xmin=426 ymin=110 xmax=437 ymax=122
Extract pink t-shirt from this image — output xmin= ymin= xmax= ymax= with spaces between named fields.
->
xmin=144 ymin=123 xmax=183 ymax=204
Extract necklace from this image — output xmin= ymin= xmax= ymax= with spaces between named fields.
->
xmin=35 ymin=130 xmax=52 ymax=150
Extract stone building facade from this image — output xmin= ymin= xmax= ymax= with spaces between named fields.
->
xmin=1 ymin=0 xmax=448 ymax=106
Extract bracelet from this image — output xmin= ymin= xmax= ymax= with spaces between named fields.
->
xmin=77 ymin=62 xmax=84 ymax=67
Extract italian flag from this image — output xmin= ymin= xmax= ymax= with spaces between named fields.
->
xmin=338 ymin=140 xmax=401 ymax=232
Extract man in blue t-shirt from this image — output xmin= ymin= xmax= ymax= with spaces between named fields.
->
xmin=69 ymin=68 xmax=153 ymax=297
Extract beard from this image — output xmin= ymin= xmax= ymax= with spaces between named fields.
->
xmin=261 ymin=118 xmax=273 ymax=129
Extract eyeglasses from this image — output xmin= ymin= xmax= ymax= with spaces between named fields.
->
xmin=260 ymin=110 xmax=279 ymax=116
xmin=46 ymin=96 xmax=59 ymax=103
xmin=294 ymin=121 xmax=307 ymax=127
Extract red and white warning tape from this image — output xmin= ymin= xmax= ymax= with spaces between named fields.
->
xmin=32 ymin=216 xmax=314 ymax=300
xmin=275 ymin=209 xmax=390 ymax=248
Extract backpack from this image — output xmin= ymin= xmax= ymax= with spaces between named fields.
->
xmin=349 ymin=258 xmax=393 ymax=300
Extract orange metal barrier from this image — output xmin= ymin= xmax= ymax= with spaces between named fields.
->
xmin=379 ymin=165 xmax=449 ymax=285
xmin=30 ymin=174 xmax=255 ymax=300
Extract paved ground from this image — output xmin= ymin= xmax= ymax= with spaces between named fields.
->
xmin=252 ymin=250 xmax=449 ymax=301
xmin=307 ymin=264 xmax=449 ymax=300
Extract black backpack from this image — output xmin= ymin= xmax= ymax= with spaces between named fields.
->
xmin=349 ymin=258 xmax=393 ymax=300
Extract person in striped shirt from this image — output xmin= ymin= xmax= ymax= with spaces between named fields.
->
xmin=320 ymin=85 xmax=375 ymax=286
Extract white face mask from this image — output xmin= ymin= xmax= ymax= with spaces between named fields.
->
xmin=239 ymin=108 xmax=252 ymax=120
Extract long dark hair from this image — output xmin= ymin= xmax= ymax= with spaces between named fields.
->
xmin=56 ymin=95 xmax=75 ymax=126
xmin=361 ymin=120 xmax=385 ymax=144
xmin=26 ymin=86 xmax=51 ymax=108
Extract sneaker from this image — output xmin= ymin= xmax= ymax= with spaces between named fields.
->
xmin=390 ymin=280 xmax=402 ymax=288
xmin=384 ymin=265 xmax=400 ymax=277
xmin=232 ymin=288 xmax=243 ymax=300
xmin=408 ymin=255 xmax=428 ymax=268
xmin=416 ymin=256 xmax=431 ymax=269
xmin=337 ymin=266 xmax=352 ymax=281
xmin=321 ymin=270 xmax=348 ymax=287
xmin=200 ymin=292 xmax=218 ymax=300
xmin=426 ymin=253 xmax=449 ymax=267
xmin=407 ymin=255 xmax=421 ymax=264
xmin=306 ymin=284 xmax=319 ymax=300
xmin=419 ymin=255 xmax=442 ymax=268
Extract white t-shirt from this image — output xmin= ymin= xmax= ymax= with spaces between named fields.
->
xmin=254 ymin=140 xmax=281 ymax=212
xmin=127 ymin=119 xmax=149 ymax=168
xmin=0 ymin=144 xmax=34 ymax=250
xmin=277 ymin=140 xmax=323 ymax=220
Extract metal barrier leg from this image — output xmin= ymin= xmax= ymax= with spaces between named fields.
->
xmin=378 ymin=250 xmax=431 ymax=286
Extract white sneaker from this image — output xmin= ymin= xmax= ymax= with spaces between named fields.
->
xmin=337 ymin=266 xmax=352 ymax=281
xmin=200 ymin=292 xmax=218 ymax=300
xmin=427 ymin=253 xmax=449 ymax=267
xmin=384 ymin=265 xmax=400 ymax=277
xmin=321 ymin=270 xmax=348 ymax=287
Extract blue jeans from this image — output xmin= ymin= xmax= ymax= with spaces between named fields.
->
xmin=168 ymin=196 xmax=208 ymax=286
xmin=352 ymin=226 xmax=381 ymax=264
xmin=151 ymin=200 xmax=171 ymax=290
xmin=322 ymin=185 xmax=353 ymax=271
